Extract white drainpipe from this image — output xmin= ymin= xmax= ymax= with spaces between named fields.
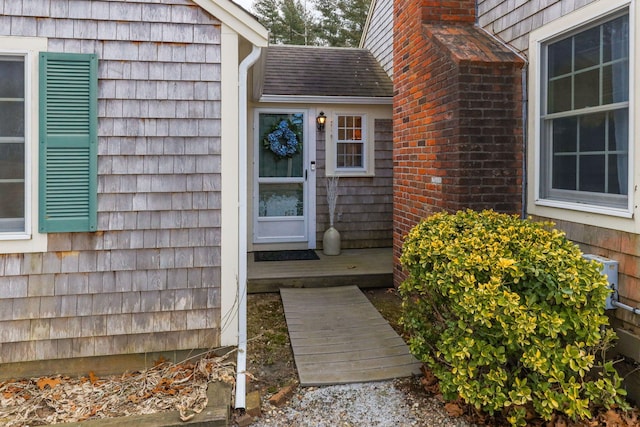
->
xmin=235 ymin=45 xmax=262 ymax=410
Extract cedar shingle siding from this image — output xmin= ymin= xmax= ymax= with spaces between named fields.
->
xmin=0 ymin=0 xmax=223 ymax=363
xmin=477 ymin=0 xmax=599 ymax=54
xmin=316 ymin=119 xmax=393 ymax=249
xmin=360 ymin=0 xmax=394 ymax=78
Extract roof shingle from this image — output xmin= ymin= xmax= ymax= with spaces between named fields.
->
xmin=261 ymin=45 xmax=393 ymax=98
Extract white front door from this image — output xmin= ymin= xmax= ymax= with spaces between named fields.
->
xmin=253 ymin=110 xmax=314 ymax=245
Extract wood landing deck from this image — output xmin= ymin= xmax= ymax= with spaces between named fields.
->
xmin=248 ymin=247 xmax=393 ymax=293
xmin=280 ymin=286 xmax=422 ymax=386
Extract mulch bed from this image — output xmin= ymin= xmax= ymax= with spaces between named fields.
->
xmin=0 ymin=351 xmax=235 ymax=426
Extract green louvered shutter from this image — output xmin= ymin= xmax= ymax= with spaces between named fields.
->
xmin=39 ymin=52 xmax=97 ymax=233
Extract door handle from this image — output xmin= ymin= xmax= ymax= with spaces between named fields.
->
xmin=305 ymin=169 xmax=308 ymax=180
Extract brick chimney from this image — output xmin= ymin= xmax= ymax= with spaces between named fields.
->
xmin=392 ymin=0 xmax=524 ymax=286
xmin=421 ymin=0 xmax=476 ymax=24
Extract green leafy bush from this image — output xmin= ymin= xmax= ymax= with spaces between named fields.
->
xmin=399 ymin=210 xmax=627 ymax=426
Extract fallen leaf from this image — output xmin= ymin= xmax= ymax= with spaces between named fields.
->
xmin=37 ymin=377 xmax=61 ymax=390
xmin=554 ymin=415 xmax=568 ymax=427
xmin=444 ymin=402 xmax=464 ymax=417
xmin=154 ymin=356 xmax=169 ymax=366
xmin=602 ymin=409 xmax=624 ymax=426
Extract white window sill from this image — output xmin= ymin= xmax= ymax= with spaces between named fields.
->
xmin=0 ymin=232 xmax=48 ymax=254
xmin=534 ymin=199 xmax=633 ymax=219
xmin=331 ymin=170 xmax=374 ymax=178
xmin=0 ymin=233 xmax=32 ymax=241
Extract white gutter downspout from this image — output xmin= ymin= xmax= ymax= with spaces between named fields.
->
xmin=236 ymin=45 xmax=262 ymax=410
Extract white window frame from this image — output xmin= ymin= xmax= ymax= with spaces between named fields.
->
xmin=0 ymin=36 xmax=47 ymax=254
xmin=326 ymin=111 xmax=375 ymax=177
xmin=528 ymin=0 xmax=636 ymax=224
xmin=335 ymin=113 xmax=366 ymax=172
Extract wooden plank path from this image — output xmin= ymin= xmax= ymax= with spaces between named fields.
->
xmin=280 ymin=286 xmax=422 ymax=386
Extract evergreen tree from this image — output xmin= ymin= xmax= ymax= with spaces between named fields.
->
xmin=280 ymin=0 xmax=310 ymax=45
xmin=253 ymin=0 xmax=313 ymax=45
xmin=252 ymin=0 xmax=370 ymax=46
xmin=336 ymin=0 xmax=370 ymax=46
xmin=253 ymin=0 xmax=284 ymax=44
xmin=313 ymin=0 xmax=344 ymax=46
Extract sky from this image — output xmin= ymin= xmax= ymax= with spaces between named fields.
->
xmin=234 ymin=0 xmax=254 ymax=12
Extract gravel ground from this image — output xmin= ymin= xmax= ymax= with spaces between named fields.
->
xmin=249 ymin=379 xmax=477 ymax=427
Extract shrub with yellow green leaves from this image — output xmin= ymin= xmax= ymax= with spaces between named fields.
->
xmin=399 ymin=210 xmax=627 ymax=426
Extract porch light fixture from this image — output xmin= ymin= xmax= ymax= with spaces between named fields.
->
xmin=316 ymin=111 xmax=326 ymax=131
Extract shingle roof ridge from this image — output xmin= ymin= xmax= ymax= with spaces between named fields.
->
xmin=269 ymin=44 xmax=369 ymax=51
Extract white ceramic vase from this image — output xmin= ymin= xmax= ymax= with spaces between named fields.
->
xmin=323 ymin=226 xmax=341 ymax=256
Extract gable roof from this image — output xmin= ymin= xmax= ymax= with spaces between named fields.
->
xmin=258 ymin=45 xmax=393 ymax=103
xmin=192 ymin=0 xmax=268 ymax=46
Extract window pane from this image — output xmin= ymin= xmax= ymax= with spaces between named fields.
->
xmin=337 ymin=142 xmax=363 ymax=168
xmin=574 ymin=26 xmax=600 ymax=70
xmin=258 ymin=113 xmax=304 ymax=178
xmin=548 ymin=38 xmax=572 ymax=77
xmin=602 ymin=60 xmax=629 ymax=104
xmin=579 ymin=113 xmax=606 ymax=152
xmin=0 ymin=57 xmax=25 ymax=97
xmin=553 ymin=117 xmax=577 ymax=153
xmin=574 ymin=69 xmax=599 ymax=109
xmin=548 ymin=76 xmax=572 ymax=113
xmin=608 ymin=109 xmax=628 ymax=151
xmin=0 ymin=183 xmax=24 ymax=219
xmin=579 ymin=154 xmax=605 ymax=192
xmin=608 ymin=154 xmax=626 ymax=194
xmin=0 ymin=143 xmax=24 ymax=179
xmin=345 ymin=129 xmax=354 ymax=140
xmin=603 ymin=15 xmax=629 ymax=62
xmin=552 ymin=155 xmax=576 ymax=190
xmin=258 ymin=183 xmax=303 ymax=217
xmin=0 ymin=57 xmax=25 ymax=232
xmin=0 ymin=101 xmax=25 ymax=137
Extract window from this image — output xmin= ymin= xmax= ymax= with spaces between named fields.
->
xmin=0 ymin=36 xmax=97 ymax=253
xmin=336 ymin=115 xmax=365 ymax=170
xmin=540 ymin=12 xmax=630 ymax=210
xmin=0 ymin=55 xmax=26 ymax=233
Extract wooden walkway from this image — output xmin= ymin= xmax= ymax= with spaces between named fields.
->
xmin=280 ymin=286 xmax=422 ymax=386
xmin=248 ymin=247 xmax=393 ymax=293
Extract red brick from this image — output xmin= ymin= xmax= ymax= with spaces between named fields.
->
xmin=393 ymin=0 xmax=524 ymax=286
xmin=268 ymin=383 xmax=297 ymax=407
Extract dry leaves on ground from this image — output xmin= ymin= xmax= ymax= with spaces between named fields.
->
xmin=0 ymin=350 xmax=235 ymax=426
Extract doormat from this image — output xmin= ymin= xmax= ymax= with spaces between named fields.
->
xmin=254 ymin=249 xmax=320 ymax=262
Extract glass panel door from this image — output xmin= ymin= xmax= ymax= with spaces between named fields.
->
xmin=254 ymin=112 xmax=307 ymax=243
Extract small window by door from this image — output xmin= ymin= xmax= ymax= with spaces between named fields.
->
xmin=336 ymin=114 xmax=365 ymax=171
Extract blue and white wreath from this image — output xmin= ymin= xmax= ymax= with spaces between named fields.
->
xmin=264 ymin=120 xmax=300 ymax=158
